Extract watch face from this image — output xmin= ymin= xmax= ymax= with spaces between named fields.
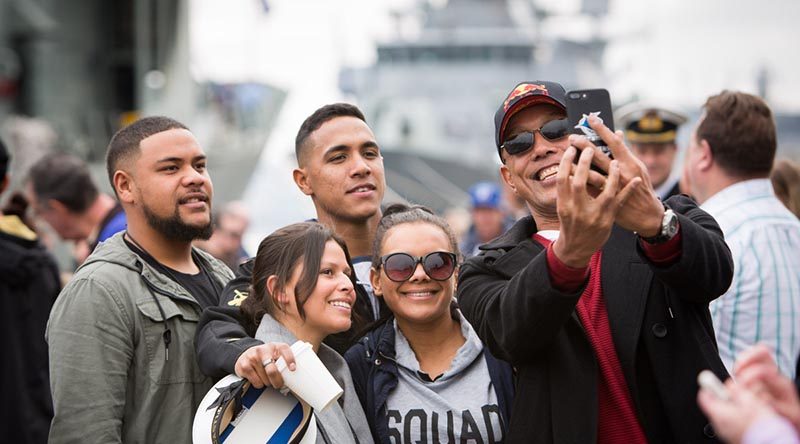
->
xmin=641 ymin=208 xmax=678 ymax=244
xmin=664 ymin=209 xmax=679 ymax=237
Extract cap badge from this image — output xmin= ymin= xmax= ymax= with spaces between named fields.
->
xmin=503 ymin=83 xmax=549 ymax=112
xmin=639 ymin=112 xmax=664 ymax=132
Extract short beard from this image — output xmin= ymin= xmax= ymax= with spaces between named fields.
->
xmin=143 ymin=203 xmax=213 ymax=242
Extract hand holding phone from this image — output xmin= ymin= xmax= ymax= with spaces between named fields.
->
xmin=565 ymin=89 xmax=666 ymax=235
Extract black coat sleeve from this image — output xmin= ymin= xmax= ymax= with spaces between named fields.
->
xmin=195 ymin=260 xmax=263 ymax=378
xmin=456 ymin=242 xmax=585 ymax=364
xmin=637 ymin=195 xmax=734 ymax=303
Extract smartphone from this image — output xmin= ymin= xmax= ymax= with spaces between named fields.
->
xmin=566 ymin=88 xmax=615 ymax=160
xmin=697 ymin=370 xmax=731 ymax=401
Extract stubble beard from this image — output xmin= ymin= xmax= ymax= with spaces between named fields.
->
xmin=143 ymin=202 xmax=213 ymax=242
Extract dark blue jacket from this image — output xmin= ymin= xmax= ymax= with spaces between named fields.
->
xmin=344 ymin=317 xmax=515 ymax=443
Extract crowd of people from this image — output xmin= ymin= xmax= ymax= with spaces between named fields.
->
xmin=2 ymin=80 xmax=800 ymax=444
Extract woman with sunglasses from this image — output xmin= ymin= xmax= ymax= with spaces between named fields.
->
xmin=344 ymin=204 xmax=514 ymax=443
xmin=239 ymin=222 xmax=374 ymax=443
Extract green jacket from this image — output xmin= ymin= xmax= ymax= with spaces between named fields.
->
xmin=47 ymin=232 xmax=234 ymax=444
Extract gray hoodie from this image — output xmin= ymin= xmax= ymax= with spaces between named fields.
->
xmin=388 ymin=312 xmax=503 ymax=442
xmin=255 ymin=314 xmax=374 ymax=444
xmin=47 ymin=232 xmax=234 ymax=444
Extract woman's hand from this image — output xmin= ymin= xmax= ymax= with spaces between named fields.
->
xmin=234 ymin=342 xmax=297 ymax=389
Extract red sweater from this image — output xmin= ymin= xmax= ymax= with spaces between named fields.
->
xmin=534 ymin=231 xmax=682 ymax=444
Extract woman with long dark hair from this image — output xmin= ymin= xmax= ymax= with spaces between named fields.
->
xmin=239 ymin=222 xmax=373 ymax=443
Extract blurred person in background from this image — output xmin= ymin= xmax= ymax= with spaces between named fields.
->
xmin=0 ymin=137 xmax=61 ymax=444
xmin=680 ymin=153 xmax=695 ymax=200
xmin=770 ymin=158 xmax=800 ymax=219
xmin=442 ymin=206 xmax=470 ymax=243
xmin=684 ymin=91 xmax=800 ymax=378
xmin=26 ymin=152 xmax=126 ymax=263
xmin=195 ymin=200 xmax=251 ymax=269
xmin=460 ymin=181 xmax=512 ymax=257
xmin=698 ymin=344 xmax=800 ymax=444
xmin=618 ymin=104 xmax=689 ymax=200
xmin=1 ymin=190 xmax=35 ymax=231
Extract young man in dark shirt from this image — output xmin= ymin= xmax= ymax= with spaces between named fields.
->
xmin=195 ymin=103 xmax=389 ymax=387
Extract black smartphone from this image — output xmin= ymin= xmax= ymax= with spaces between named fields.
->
xmin=566 ymin=88 xmax=614 ymax=160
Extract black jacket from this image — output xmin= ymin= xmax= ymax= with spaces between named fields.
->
xmin=456 ymin=195 xmax=733 ymax=443
xmin=344 ymin=317 xmax=515 ymax=443
xmin=195 ymin=259 xmax=387 ymax=378
xmin=0 ymin=218 xmax=61 ymax=444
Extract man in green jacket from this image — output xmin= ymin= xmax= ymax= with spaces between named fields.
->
xmin=47 ymin=116 xmax=234 ymax=443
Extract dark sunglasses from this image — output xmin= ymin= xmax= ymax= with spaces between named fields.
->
xmin=500 ymin=118 xmax=570 ymax=156
xmin=379 ymin=251 xmax=457 ymax=282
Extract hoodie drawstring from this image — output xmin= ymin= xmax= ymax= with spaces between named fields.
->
xmin=149 ymin=289 xmax=172 ymax=361
xmin=134 ymin=261 xmax=173 ymax=362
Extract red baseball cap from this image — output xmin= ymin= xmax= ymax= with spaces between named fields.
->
xmin=495 ymin=81 xmax=567 ymax=157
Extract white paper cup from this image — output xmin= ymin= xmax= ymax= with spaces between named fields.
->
xmin=275 ymin=341 xmax=343 ymax=411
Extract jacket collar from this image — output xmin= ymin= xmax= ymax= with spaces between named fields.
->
xmin=479 ymin=216 xmax=538 ymax=251
xmin=365 ymin=317 xmax=397 ymax=361
xmin=80 ymin=231 xmax=231 ymax=305
xmin=0 ymin=214 xmax=37 ymax=241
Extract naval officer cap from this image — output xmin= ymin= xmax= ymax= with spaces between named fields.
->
xmin=616 ymin=103 xmax=688 ymax=144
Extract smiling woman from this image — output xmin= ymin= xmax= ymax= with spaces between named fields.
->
xmin=237 ymin=222 xmax=374 ymax=443
xmin=240 ymin=222 xmax=357 ymax=345
xmin=343 ymin=204 xmax=515 ymax=443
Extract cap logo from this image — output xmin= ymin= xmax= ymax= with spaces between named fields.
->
xmin=639 ymin=112 xmax=664 ymax=132
xmin=503 ymin=83 xmax=549 ymax=112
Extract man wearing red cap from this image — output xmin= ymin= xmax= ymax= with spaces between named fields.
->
xmin=456 ymin=81 xmax=733 ymax=443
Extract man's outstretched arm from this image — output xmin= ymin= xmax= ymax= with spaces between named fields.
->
xmin=195 ymin=261 xmax=263 ymax=378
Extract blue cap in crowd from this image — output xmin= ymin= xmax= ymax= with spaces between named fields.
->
xmin=469 ymin=181 xmax=502 ymax=209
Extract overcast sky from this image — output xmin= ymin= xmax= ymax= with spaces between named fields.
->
xmin=604 ymin=0 xmax=800 ymax=111
xmin=191 ymin=0 xmax=800 ymax=111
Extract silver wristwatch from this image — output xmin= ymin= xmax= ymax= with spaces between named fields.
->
xmin=640 ymin=207 xmax=679 ymax=244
